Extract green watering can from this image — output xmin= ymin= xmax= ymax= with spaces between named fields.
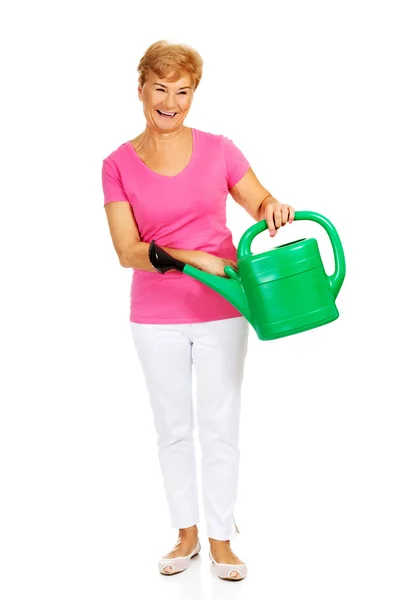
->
xmin=148 ymin=211 xmax=346 ymax=340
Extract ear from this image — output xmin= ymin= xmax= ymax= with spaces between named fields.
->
xmin=137 ymin=86 xmax=142 ymax=101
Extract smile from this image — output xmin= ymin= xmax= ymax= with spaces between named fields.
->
xmin=156 ymin=110 xmax=177 ymax=118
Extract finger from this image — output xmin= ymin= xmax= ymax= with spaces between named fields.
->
xmin=281 ymin=205 xmax=289 ymax=225
xmin=273 ymin=206 xmax=282 ymax=229
xmin=288 ymin=206 xmax=295 ymax=223
xmin=265 ymin=204 xmax=276 ymax=236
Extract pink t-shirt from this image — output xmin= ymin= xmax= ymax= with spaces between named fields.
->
xmin=101 ymin=127 xmax=251 ymax=324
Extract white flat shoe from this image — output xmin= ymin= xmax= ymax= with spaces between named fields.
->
xmin=209 ymin=549 xmax=247 ymax=581
xmin=158 ymin=540 xmax=201 ymax=575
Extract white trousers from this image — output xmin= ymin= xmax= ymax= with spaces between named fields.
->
xmin=130 ymin=316 xmax=249 ymax=541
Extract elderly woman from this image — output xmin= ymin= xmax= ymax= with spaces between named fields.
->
xmin=102 ymin=40 xmax=294 ymax=581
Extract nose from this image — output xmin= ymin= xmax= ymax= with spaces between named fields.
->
xmin=161 ymin=92 xmax=177 ymax=110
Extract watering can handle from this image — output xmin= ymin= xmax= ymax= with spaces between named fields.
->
xmin=237 ymin=210 xmax=346 ymax=298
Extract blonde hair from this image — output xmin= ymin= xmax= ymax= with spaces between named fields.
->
xmin=137 ymin=40 xmax=203 ymax=91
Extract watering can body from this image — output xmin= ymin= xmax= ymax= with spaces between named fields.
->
xmin=149 ymin=211 xmax=346 ymax=341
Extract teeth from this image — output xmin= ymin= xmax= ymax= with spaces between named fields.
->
xmin=159 ymin=110 xmax=175 ymax=116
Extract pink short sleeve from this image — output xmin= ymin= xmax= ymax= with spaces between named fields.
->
xmin=102 ymin=159 xmax=129 ymax=205
xmin=220 ymin=135 xmax=251 ymax=190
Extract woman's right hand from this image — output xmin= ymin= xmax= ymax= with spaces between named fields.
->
xmin=194 ymin=251 xmax=238 ymax=278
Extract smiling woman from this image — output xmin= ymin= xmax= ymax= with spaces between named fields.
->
xmin=101 ymin=38 xmax=292 ymax=582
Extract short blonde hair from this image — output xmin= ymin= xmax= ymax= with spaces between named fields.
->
xmin=137 ymin=40 xmax=203 ymax=91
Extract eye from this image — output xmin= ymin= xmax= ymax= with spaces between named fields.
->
xmin=155 ymin=88 xmax=187 ymax=95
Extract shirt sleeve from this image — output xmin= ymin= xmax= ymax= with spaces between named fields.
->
xmin=101 ymin=158 xmax=129 ymax=206
xmin=220 ymin=135 xmax=251 ymax=190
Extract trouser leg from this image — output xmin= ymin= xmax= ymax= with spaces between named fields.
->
xmin=130 ymin=322 xmax=199 ymax=528
xmin=191 ymin=316 xmax=249 ymax=541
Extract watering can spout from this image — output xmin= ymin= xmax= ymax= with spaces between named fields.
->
xmin=148 ymin=241 xmax=253 ymax=325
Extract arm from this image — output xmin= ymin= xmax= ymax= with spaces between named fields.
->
xmin=120 ymin=240 xmax=205 ymax=270
xmin=228 ymin=167 xmax=294 ymax=235
xmin=228 ymin=167 xmax=274 ymax=221
xmin=104 ymin=202 xmax=204 ymax=270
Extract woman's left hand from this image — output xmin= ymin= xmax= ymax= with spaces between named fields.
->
xmin=263 ymin=198 xmax=295 ymax=237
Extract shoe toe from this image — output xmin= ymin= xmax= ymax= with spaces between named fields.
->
xmin=209 ymin=551 xmax=247 ymax=580
xmin=228 ymin=566 xmax=247 ymax=580
xmin=158 ymin=541 xmax=201 ymax=575
xmin=160 ymin=563 xmax=177 ymax=575
xmin=159 ymin=560 xmax=184 ymax=575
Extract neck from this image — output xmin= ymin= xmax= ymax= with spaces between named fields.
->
xmin=138 ymin=125 xmax=189 ymax=151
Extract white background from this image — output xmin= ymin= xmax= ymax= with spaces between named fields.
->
xmin=1 ymin=1 xmax=399 ymax=599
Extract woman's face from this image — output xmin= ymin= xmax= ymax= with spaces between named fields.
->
xmin=138 ymin=70 xmax=194 ymax=132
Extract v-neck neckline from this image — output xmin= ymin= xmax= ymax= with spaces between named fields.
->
xmin=126 ymin=128 xmax=196 ymax=180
